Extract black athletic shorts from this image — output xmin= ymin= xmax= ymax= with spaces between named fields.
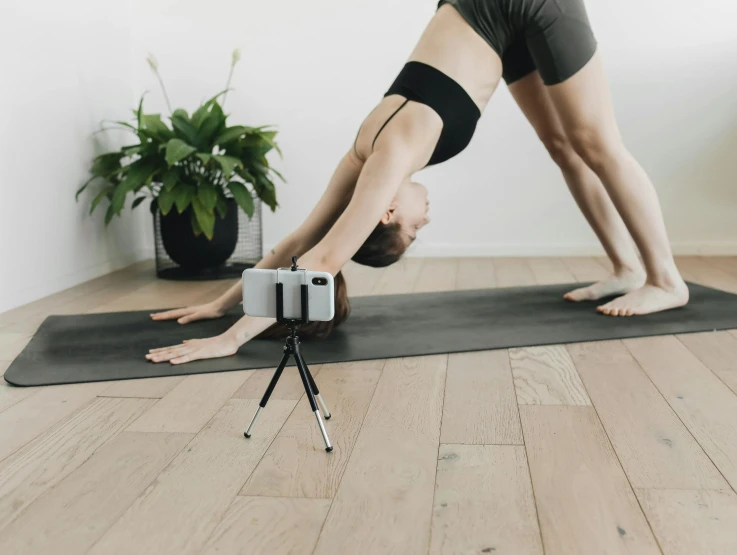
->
xmin=438 ymin=0 xmax=598 ymax=85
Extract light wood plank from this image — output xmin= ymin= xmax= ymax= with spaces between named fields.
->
xmin=202 ymin=496 xmax=331 ymax=555
xmin=242 ymin=360 xmax=383 ymax=498
xmin=636 ymin=488 xmax=737 ymax=555
xmin=519 ymin=405 xmax=660 ymax=555
xmin=456 ymin=258 xmax=497 ymax=290
xmin=234 ymin=366 xmax=322 ymax=401
xmin=624 ymin=336 xmax=737 ymax=490
xmin=676 ymin=256 xmax=737 ymax=293
xmin=341 ymin=261 xmax=385 ymax=297
xmin=126 ymin=370 xmax=250 ymax=434
xmin=677 ymin=331 xmax=737 ymax=395
xmin=313 ymin=356 xmax=447 ymax=555
xmin=412 ymin=258 xmax=458 ymax=293
xmin=0 ymin=261 xmax=154 ymax=333
xmin=91 ymin=279 xmax=225 ymax=313
xmin=0 ymin=382 xmax=109 ymax=462
xmin=494 ymin=258 xmax=536 ymax=287
xmin=0 ymin=397 xmax=154 ymax=531
xmin=0 ymin=333 xmax=31 ymax=361
xmin=430 ymin=444 xmax=543 ymax=555
xmin=0 ymin=381 xmax=36 ymax=414
xmin=561 ymin=256 xmax=610 ymax=282
xmin=568 ymin=341 xmax=727 ymax=489
xmin=527 ymin=257 xmax=576 ymax=285
xmin=89 ymin=398 xmax=296 ymax=555
xmin=100 ymin=375 xmax=187 ymax=398
xmin=0 ymin=361 xmax=8 ymax=377
xmin=704 ymin=256 xmax=737 ymax=276
xmin=441 ymin=350 xmax=523 ymax=445
xmin=0 ymin=431 xmax=192 ymax=555
xmin=510 ymin=346 xmax=590 ymax=406
xmin=370 ymin=257 xmax=424 ymax=295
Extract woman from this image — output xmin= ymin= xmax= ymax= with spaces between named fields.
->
xmin=147 ymin=0 xmax=688 ymax=365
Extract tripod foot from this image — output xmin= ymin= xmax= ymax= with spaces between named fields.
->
xmin=244 ymin=406 xmax=263 ymax=440
xmin=314 ymin=410 xmax=333 ymax=452
xmin=244 ymin=433 xmax=251 ymax=439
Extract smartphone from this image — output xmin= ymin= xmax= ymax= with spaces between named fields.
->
xmin=242 ymin=268 xmax=335 ymax=322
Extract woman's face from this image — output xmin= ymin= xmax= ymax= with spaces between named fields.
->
xmin=383 ymin=179 xmax=431 ymax=244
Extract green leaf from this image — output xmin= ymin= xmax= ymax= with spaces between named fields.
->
xmin=76 ymin=176 xmax=97 ymax=200
xmin=172 ymin=108 xmax=189 ymax=121
xmin=171 ymin=114 xmax=202 ymax=148
xmin=227 ymin=181 xmax=254 ymax=218
xmin=213 ymin=155 xmax=241 ymax=178
xmin=141 ymin=114 xmax=174 ymax=141
xmin=214 ymin=125 xmax=247 ymax=145
xmin=254 ymin=174 xmax=278 ymax=211
xmin=104 ymin=204 xmax=115 ymax=226
xmin=131 ymin=196 xmax=147 ymax=209
xmin=162 ymin=170 xmax=178 ymax=192
xmin=191 ymin=90 xmax=228 ymax=128
xmin=198 ymin=183 xmax=219 ymax=211
xmin=157 ymin=187 xmax=175 ymax=215
xmin=191 ymin=197 xmax=215 ymax=240
xmin=173 ymin=183 xmax=195 ymax=213
xmin=198 ymin=102 xmax=226 ymax=147
xmin=112 ymin=159 xmax=158 ymax=214
xmin=260 ymin=130 xmax=282 ymax=157
xmin=195 ymin=153 xmax=212 ymax=165
xmin=189 ymin=209 xmax=203 ymax=237
xmin=215 ymin=194 xmax=229 ymax=219
xmin=89 ymin=152 xmax=125 ymax=178
xmin=136 ymin=93 xmax=148 ymax=131
xmin=165 ymin=138 xmax=197 ymax=166
xmin=270 ymin=167 xmax=285 ymax=183
xmin=90 ymin=187 xmax=113 ymax=215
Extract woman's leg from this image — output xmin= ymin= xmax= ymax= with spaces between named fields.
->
xmin=508 ymin=71 xmax=645 ymax=301
xmin=546 ymin=52 xmax=688 ymax=316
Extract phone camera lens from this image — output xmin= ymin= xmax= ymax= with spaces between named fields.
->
xmin=312 ymin=277 xmax=328 ymax=286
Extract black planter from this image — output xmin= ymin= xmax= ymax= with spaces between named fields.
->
xmin=153 ymin=196 xmax=263 ymax=281
xmin=160 ymin=199 xmax=238 ymax=270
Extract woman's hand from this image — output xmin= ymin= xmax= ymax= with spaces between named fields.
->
xmin=150 ymin=301 xmax=226 ymax=324
xmin=146 ymin=333 xmax=240 ymax=365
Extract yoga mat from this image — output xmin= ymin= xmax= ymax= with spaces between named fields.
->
xmin=5 ymin=282 xmax=737 ymax=387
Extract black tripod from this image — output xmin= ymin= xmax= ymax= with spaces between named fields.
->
xmin=243 ymin=258 xmax=333 ymax=452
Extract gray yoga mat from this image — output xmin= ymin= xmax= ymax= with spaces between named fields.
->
xmin=5 ymin=282 xmax=737 ymax=387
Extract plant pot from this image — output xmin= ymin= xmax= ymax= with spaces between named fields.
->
xmin=159 ymin=198 xmax=238 ymax=270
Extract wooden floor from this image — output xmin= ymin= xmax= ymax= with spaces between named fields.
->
xmin=1 ymin=256 xmax=737 ymax=554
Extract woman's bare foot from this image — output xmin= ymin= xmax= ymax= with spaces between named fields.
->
xmin=597 ymin=278 xmax=689 ymax=316
xmin=564 ymin=268 xmax=646 ymax=302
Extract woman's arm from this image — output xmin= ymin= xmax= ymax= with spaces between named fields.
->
xmin=147 ymin=143 xmax=415 ymax=364
xmin=150 ymin=150 xmax=364 ymax=323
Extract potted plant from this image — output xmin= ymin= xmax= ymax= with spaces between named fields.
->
xmin=77 ymin=50 xmax=283 ymax=271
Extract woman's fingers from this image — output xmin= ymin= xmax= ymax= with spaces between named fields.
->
xmin=147 ymin=345 xmax=192 ymax=362
xmin=178 ymin=312 xmax=206 ymax=324
xmin=150 ymin=308 xmax=193 ymax=321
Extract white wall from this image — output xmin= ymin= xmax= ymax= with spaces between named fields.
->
xmin=0 ymin=0 xmax=150 ymax=313
xmin=131 ymin=0 xmax=737 ymax=258
xmin=2 ymin=0 xmax=736 ymax=311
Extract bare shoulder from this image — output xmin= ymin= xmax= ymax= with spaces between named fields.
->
xmin=355 ymin=96 xmax=442 ymax=167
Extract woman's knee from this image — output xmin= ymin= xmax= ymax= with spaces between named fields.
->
xmin=538 ymin=132 xmax=579 ymax=170
xmin=568 ymin=126 xmax=623 ymax=173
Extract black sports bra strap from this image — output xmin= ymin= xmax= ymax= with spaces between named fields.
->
xmin=371 ymin=99 xmax=410 ymax=152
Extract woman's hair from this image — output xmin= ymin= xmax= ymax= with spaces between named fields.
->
xmin=256 ymin=271 xmax=351 ymax=341
xmin=351 ymin=222 xmax=407 ymax=268
xmin=257 ymin=222 xmax=406 ymax=342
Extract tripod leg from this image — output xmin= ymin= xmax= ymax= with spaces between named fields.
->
xmin=303 ymin=361 xmax=331 ymax=420
xmin=244 ymin=351 xmax=291 ymax=439
xmin=294 ymin=352 xmax=333 ymax=452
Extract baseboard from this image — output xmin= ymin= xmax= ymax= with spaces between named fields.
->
xmin=406 ymin=241 xmax=737 ymax=258
xmin=0 ymin=249 xmax=150 ymax=314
